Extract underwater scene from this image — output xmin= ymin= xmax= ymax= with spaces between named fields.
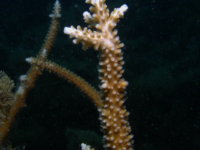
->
xmin=0 ymin=0 xmax=199 ymax=149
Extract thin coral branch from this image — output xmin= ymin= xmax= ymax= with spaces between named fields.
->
xmin=37 ymin=0 xmax=61 ymax=60
xmin=0 ymin=0 xmax=61 ymax=143
xmin=26 ymin=57 xmax=103 ymax=108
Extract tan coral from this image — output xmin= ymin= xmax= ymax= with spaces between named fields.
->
xmin=64 ymin=0 xmax=133 ymax=149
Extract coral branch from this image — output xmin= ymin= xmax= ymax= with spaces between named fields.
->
xmin=26 ymin=57 xmax=103 ymax=108
xmin=38 ymin=0 xmax=61 ymax=60
xmin=0 ymin=0 xmax=61 ymax=143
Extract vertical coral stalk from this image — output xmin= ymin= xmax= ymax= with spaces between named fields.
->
xmin=64 ymin=0 xmax=133 ymax=149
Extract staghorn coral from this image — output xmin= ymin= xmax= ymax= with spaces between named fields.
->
xmin=64 ymin=0 xmax=133 ymax=149
xmin=0 ymin=71 xmax=15 ymax=129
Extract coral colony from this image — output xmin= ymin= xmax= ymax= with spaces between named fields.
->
xmin=0 ymin=0 xmax=133 ymax=149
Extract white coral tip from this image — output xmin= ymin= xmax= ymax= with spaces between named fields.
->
xmin=25 ymin=57 xmax=32 ymax=62
xmin=64 ymin=27 xmax=73 ymax=35
xmin=81 ymin=143 xmax=92 ymax=150
xmin=119 ymin=4 xmax=128 ymax=14
xmin=91 ymin=0 xmax=97 ymax=5
xmin=101 ymin=83 xmax=107 ymax=88
xmin=83 ymin=11 xmax=92 ymax=20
